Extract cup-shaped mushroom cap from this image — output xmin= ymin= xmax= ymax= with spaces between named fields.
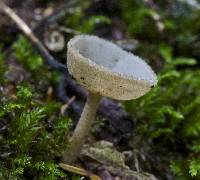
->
xmin=67 ymin=35 xmax=157 ymax=100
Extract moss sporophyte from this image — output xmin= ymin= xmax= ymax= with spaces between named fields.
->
xmin=62 ymin=35 xmax=157 ymax=163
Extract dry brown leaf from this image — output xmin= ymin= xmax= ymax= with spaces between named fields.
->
xmin=59 ymin=163 xmax=102 ymax=180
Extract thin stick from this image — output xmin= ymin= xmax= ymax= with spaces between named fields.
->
xmin=0 ymin=2 xmax=67 ymax=72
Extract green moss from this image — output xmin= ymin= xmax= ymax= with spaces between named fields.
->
xmin=123 ymin=43 xmax=200 ymax=178
xmin=79 ymin=15 xmax=111 ymax=33
xmin=0 ymin=85 xmax=71 ymax=179
xmin=13 ymin=35 xmax=43 ymax=71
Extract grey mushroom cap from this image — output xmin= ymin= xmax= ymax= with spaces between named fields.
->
xmin=67 ymin=35 xmax=157 ymax=100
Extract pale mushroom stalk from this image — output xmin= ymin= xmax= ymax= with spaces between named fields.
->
xmin=62 ymin=35 xmax=157 ymax=163
xmin=62 ymin=92 xmax=101 ymax=163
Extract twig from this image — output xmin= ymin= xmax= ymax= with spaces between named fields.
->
xmin=0 ymin=2 xmax=67 ymax=72
xmin=60 ymin=96 xmax=76 ymax=115
xmin=60 ymin=26 xmax=81 ymax=35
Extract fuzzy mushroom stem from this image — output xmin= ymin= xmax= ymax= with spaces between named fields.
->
xmin=62 ymin=92 xmax=101 ymax=163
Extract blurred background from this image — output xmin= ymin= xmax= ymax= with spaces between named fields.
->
xmin=0 ymin=0 xmax=200 ymax=179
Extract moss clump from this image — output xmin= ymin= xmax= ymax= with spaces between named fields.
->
xmin=124 ymin=44 xmax=200 ymax=178
xmin=13 ymin=35 xmax=43 ymax=71
xmin=0 ymin=37 xmax=72 ymax=179
xmin=0 ymin=84 xmax=71 ymax=179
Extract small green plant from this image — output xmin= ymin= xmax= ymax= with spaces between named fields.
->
xmin=121 ymin=0 xmax=152 ymax=34
xmin=120 ymin=0 xmax=161 ymax=40
xmin=79 ymin=15 xmax=111 ymax=33
xmin=12 ymin=35 xmax=61 ymax=94
xmin=124 ymin=43 xmax=200 ymax=179
xmin=13 ymin=35 xmax=43 ymax=71
xmin=0 ymin=85 xmax=71 ymax=179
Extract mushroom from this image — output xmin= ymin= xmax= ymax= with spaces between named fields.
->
xmin=62 ymin=35 xmax=157 ymax=163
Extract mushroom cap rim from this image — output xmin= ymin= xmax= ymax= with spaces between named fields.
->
xmin=68 ymin=35 xmax=157 ymax=87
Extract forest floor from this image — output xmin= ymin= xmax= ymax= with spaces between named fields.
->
xmin=0 ymin=0 xmax=200 ymax=179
